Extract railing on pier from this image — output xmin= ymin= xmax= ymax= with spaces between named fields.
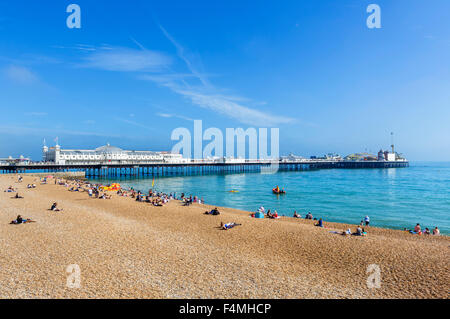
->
xmin=0 ymin=160 xmax=409 ymax=178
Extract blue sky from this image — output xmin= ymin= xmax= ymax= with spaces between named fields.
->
xmin=0 ymin=0 xmax=449 ymax=160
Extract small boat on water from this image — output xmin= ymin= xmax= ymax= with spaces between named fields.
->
xmin=272 ymin=186 xmax=286 ymax=194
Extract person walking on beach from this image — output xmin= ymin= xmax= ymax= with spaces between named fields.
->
xmin=364 ymin=215 xmax=370 ymax=226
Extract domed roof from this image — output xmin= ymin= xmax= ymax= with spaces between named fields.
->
xmin=95 ymin=144 xmax=123 ymax=153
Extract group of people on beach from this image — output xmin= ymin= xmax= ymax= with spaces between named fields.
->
xmin=254 ymin=207 xmax=373 ymax=236
xmin=406 ymin=223 xmax=440 ymax=236
xmin=59 ymin=178 xmax=208 ymax=209
xmin=3 ymin=175 xmax=443 ymax=237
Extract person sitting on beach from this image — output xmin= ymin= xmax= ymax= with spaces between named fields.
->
xmin=10 ymin=215 xmax=35 ymax=224
xmin=433 ymin=227 xmax=440 ymax=236
xmin=424 ymin=228 xmax=431 ymax=235
xmin=353 ymin=226 xmax=363 ymax=236
xmin=99 ymin=193 xmax=111 ymax=199
xmin=183 ymin=197 xmax=193 ymax=206
xmin=315 ymin=218 xmax=324 ymax=227
xmin=153 ymin=199 xmax=163 ymax=206
xmin=220 ymin=222 xmax=242 ymax=230
xmin=266 ymin=209 xmax=272 ymax=218
xmin=305 ymin=212 xmax=313 ymax=220
xmin=50 ymin=202 xmax=62 ymax=212
xmin=293 ymin=211 xmax=301 ymax=218
xmin=205 ymin=207 xmax=220 ymax=215
xmin=272 ymin=211 xmax=279 ymax=219
xmin=414 ymin=223 xmax=422 ymax=234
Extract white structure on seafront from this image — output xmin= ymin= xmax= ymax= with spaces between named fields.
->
xmin=42 ymin=143 xmax=188 ymax=165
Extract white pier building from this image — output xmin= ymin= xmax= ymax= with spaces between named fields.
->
xmin=42 ymin=143 xmax=187 ymax=165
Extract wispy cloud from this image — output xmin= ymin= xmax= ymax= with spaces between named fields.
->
xmin=24 ymin=112 xmax=47 ymax=117
xmin=78 ymin=46 xmax=171 ymax=72
xmin=0 ymin=124 xmax=121 ymax=138
xmin=159 ymin=25 xmax=210 ymax=87
xmin=146 ymin=26 xmax=294 ymax=126
xmin=156 ymin=112 xmax=194 ymax=121
xmin=166 ymin=86 xmax=292 ymax=126
xmin=115 ymin=117 xmax=155 ymax=131
xmin=75 ymin=30 xmax=294 ymax=126
xmin=4 ymin=65 xmax=39 ymax=84
xmin=52 ymin=44 xmax=100 ymax=52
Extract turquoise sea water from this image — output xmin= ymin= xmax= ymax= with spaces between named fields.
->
xmin=92 ymin=162 xmax=450 ymax=235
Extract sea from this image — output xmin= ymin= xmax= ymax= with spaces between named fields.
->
xmin=92 ymin=162 xmax=450 ymax=235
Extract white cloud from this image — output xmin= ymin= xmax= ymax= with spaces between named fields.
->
xmin=0 ymin=125 xmax=121 ymax=138
xmin=152 ymin=27 xmax=295 ymax=126
xmin=76 ymin=33 xmax=295 ymax=126
xmin=115 ymin=118 xmax=155 ymax=131
xmin=159 ymin=25 xmax=210 ymax=87
xmin=171 ymin=87 xmax=293 ymax=126
xmin=79 ymin=47 xmax=171 ymax=72
xmin=156 ymin=112 xmax=193 ymax=121
xmin=4 ymin=65 xmax=39 ymax=84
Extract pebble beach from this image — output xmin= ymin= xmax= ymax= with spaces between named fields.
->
xmin=0 ymin=174 xmax=448 ymax=299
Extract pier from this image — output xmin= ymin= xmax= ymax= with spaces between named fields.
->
xmin=0 ymin=160 xmax=409 ymax=178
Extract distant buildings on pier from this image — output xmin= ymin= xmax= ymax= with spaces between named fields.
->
xmin=0 ymin=156 xmax=31 ymax=165
xmin=35 ymin=142 xmax=407 ymax=165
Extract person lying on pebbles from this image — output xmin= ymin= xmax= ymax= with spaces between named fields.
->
xmin=10 ymin=215 xmax=36 ymax=224
xmin=4 ymin=186 xmax=17 ymax=192
xmin=220 ymin=222 xmax=242 ymax=230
